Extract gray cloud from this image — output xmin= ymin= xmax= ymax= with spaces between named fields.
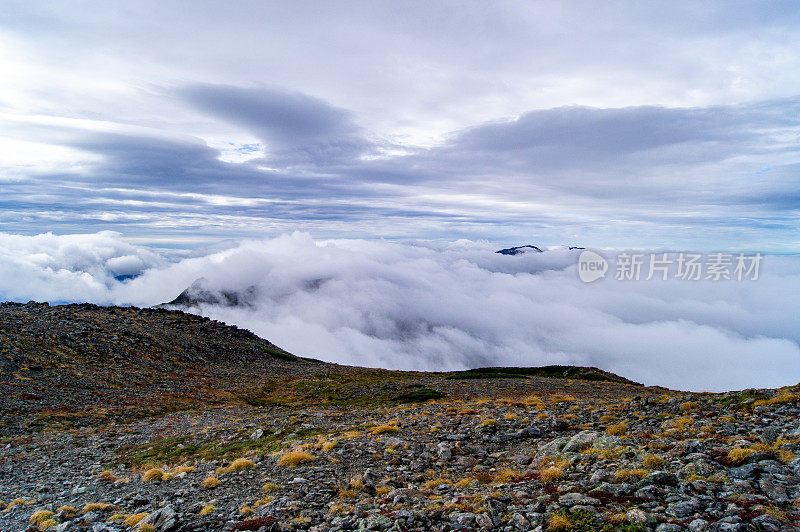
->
xmin=181 ymin=84 xmax=373 ymax=164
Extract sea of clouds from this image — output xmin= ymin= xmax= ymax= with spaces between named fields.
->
xmin=1 ymin=230 xmax=798 ymax=393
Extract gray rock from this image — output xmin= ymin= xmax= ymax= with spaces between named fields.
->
xmin=436 ymin=442 xmax=452 ymax=461
xmin=558 ymin=492 xmax=600 ymax=506
xmin=639 ymin=471 xmax=679 ymax=487
xmin=562 ymin=431 xmax=621 ymax=453
xmin=139 ymin=506 xmax=178 ymax=531
xmin=666 ymin=498 xmax=702 ymax=518
xmin=656 ymin=525 xmax=686 ymax=532
xmin=688 ymin=519 xmax=709 ymax=532
xmin=475 ymin=513 xmax=493 ymax=530
xmin=758 ymin=475 xmax=789 ymax=503
xmin=727 ymin=463 xmax=761 ymax=480
xmin=761 ymin=427 xmax=780 ymax=445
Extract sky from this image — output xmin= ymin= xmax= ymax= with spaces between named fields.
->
xmin=0 ymin=1 xmax=799 ymax=249
xmin=1 ymin=2 xmax=799 ymax=391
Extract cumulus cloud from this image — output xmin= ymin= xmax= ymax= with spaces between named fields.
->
xmin=1 ymin=231 xmax=798 ymax=392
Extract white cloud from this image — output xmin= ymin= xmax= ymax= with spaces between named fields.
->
xmin=1 ymin=231 xmax=798 ymax=392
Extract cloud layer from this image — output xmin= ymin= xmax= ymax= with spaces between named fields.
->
xmin=2 ymin=231 xmax=798 ymax=393
xmin=1 ymin=3 xmax=800 ymax=249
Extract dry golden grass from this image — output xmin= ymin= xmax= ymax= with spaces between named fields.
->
xmin=606 ymin=421 xmax=628 ymax=436
xmin=613 ymin=468 xmax=648 ymax=482
xmin=642 ymin=454 xmax=665 ymax=469
xmin=778 ymin=449 xmax=796 ymax=464
xmin=540 ymin=467 xmax=564 ymax=483
xmin=29 ymin=510 xmax=54 ymax=526
xmin=201 ymin=476 xmax=220 ymax=488
xmin=278 ymin=451 xmax=316 ymax=467
xmin=551 ymin=394 xmax=578 ymax=403
xmin=217 ymin=458 xmax=256 ymax=474
xmin=455 ymin=477 xmax=476 ymax=489
xmin=239 ymin=506 xmax=253 ymax=515
xmin=172 ymin=465 xmax=195 ymax=475
xmin=199 ymin=504 xmax=215 ymax=516
xmin=123 ymin=513 xmax=149 ymax=527
xmin=38 ymin=519 xmax=57 ymax=530
xmin=321 ymin=440 xmax=338 ymax=452
xmin=753 ymin=392 xmax=799 ymax=408
xmin=253 ymin=497 xmax=273 ymax=507
xmin=492 ymin=468 xmax=519 ymax=484
xmin=423 ymin=478 xmax=452 ymax=490
xmin=524 ymin=395 xmax=546 ymax=409
xmin=262 ymin=481 xmax=280 ymax=492
xmin=57 ymin=506 xmax=76 ymax=518
xmin=371 ymin=424 xmax=401 ymax=434
xmin=548 ymin=513 xmax=570 ymax=531
xmin=82 ymin=503 xmax=112 ymax=513
xmin=97 ymin=470 xmax=120 ymax=483
xmin=458 ymin=409 xmax=478 ymax=415
xmin=479 ymin=418 xmax=497 ymax=426
xmin=141 ymin=468 xmax=164 ymax=481
xmin=375 ymin=486 xmax=391 ymax=496
xmin=728 ymin=448 xmax=755 ymax=464
xmin=680 ymin=401 xmax=698 ymax=412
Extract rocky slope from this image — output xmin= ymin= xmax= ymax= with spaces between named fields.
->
xmin=1 ymin=303 xmax=800 ymax=531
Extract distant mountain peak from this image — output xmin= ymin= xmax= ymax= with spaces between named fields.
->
xmin=164 ymin=277 xmax=258 ymax=308
xmin=496 ymin=245 xmax=543 ymax=255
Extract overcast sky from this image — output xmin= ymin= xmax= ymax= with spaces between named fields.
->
xmin=1 ymin=1 xmax=799 ymax=249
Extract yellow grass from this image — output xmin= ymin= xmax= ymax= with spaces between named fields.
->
xmin=82 ymin=503 xmax=112 ymax=513
xmin=642 ymin=454 xmax=665 ymax=469
xmin=29 ymin=510 xmax=54 ymax=526
xmin=123 ymin=513 xmax=149 ymax=527
xmin=201 ymin=476 xmax=220 ymax=488
xmin=253 ymin=497 xmax=273 ymax=507
xmin=606 ymin=421 xmax=628 ymax=436
xmin=199 ymin=504 xmax=215 ymax=516
xmin=423 ymin=478 xmax=452 ymax=490
xmin=57 ymin=506 xmax=76 ymax=518
xmin=728 ymin=448 xmax=755 ymax=464
xmin=548 ymin=513 xmax=570 ymax=531
xmin=540 ymin=467 xmax=564 ymax=483
xmin=262 ymin=481 xmax=280 ymax=492
xmin=371 ymin=424 xmax=400 ymax=434
xmin=141 ymin=468 xmax=164 ymax=481
xmin=278 ymin=451 xmax=316 ymax=467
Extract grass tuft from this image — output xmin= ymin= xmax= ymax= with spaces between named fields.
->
xmin=123 ymin=513 xmax=149 ymax=527
xmin=201 ymin=476 xmax=220 ymax=488
xmin=278 ymin=450 xmax=316 ymax=467
xmin=141 ymin=468 xmax=164 ymax=481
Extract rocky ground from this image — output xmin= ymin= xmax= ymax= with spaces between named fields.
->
xmin=1 ymin=303 xmax=800 ymax=531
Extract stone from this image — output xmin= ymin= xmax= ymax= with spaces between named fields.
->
xmin=562 ymin=431 xmax=621 ymax=453
xmin=639 ymin=471 xmax=679 ymax=487
xmin=139 ymin=506 xmax=177 ymax=531
xmin=727 ymin=463 xmax=761 ymax=480
xmin=558 ymin=492 xmax=600 ymax=506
